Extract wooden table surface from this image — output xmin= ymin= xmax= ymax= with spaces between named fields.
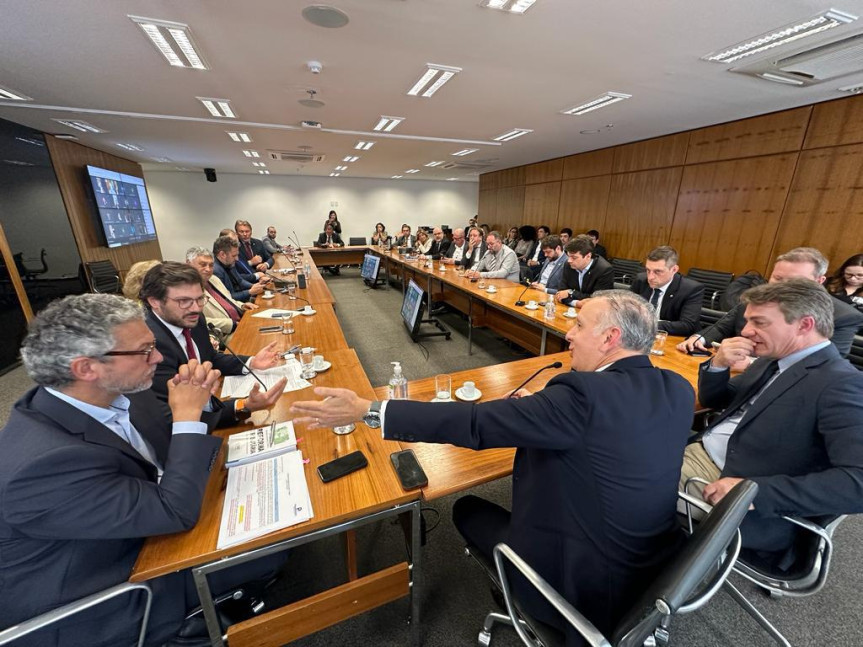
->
xmin=308 ymin=245 xmax=369 ymax=266
xmin=233 ymin=302 xmax=349 ymax=353
xmin=267 ymin=249 xmax=336 ymax=305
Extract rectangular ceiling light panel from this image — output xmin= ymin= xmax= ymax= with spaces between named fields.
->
xmin=129 ymin=16 xmax=209 ymax=70
xmin=374 ymin=116 xmax=404 ymax=132
xmin=116 ymin=143 xmax=144 ymax=151
xmin=452 ymin=148 xmax=478 ymax=156
xmin=198 ymin=97 xmax=235 ymax=118
xmin=355 ymin=141 xmax=375 ymax=150
xmin=480 ymin=0 xmax=538 ymax=14
xmin=242 ymin=150 xmax=260 ymax=158
xmin=425 ymin=161 xmax=444 ymax=166
xmin=342 ymin=156 xmax=359 ymax=162
xmin=561 ymin=92 xmax=632 ymax=115
xmin=407 ymin=64 xmax=462 ymax=97
xmin=702 ymin=9 xmax=857 ymax=64
xmin=493 ymin=128 xmax=532 ymax=142
xmin=0 ymin=85 xmax=31 ymax=101
xmin=227 ymin=131 xmax=252 ymax=142
xmin=51 ymin=119 xmax=106 ymax=133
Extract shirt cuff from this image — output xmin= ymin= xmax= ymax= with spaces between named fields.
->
xmin=380 ymin=400 xmax=390 ymax=439
xmin=706 ymin=360 xmax=729 ymax=373
xmin=172 ymin=421 xmax=208 ymax=435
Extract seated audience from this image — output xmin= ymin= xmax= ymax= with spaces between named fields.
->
xmin=459 ymin=226 xmax=487 ymax=270
xmin=212 ymin=235 xmax=266 ymax=302
xmin=587 ymin=229 xmax=608 ymax=260
xmin=521 ymin=225 xmax=550 ymax=273
xmin=559 ymin=227 xmax=572 ymax=246
xmin=122 ymin=259 xmax=160 ymax=302
xmin=554 ymin=235 xmax=615 ymax=306
xmin=416 ymin=229 xmax=432 ymax=255
xmin=395 ymin=224 xmax=414 ymax=248
xmin=219 ymin=228 xmax=267 ymax=282
xmin=140 ymin=262 xmax=284 ymax=430
xmin=630 ymin=246 xmax=704 ymax=337
xmin=235 ymin=220 xmax=274 ymax=271
xmin=442 ymin=228 xmax=468 ymax=265
xmin=324 ymin=210 xmax=342 ymax=235
xmin=466 ymin=231 xmax=520 ymax=282
xmin=187 ymin=246 xmax=256 ymax=342
xmin=290 ymin=291 xmax=695 ymax=642
xmin=681 ymin=279 xmax=863 ymax=561
xmin=503 ymin=226 xmax=520 ymax=250
xmin=427 ymin=227 xmax=451 ymax=260
xmin=371 ymin=222 xmax=390 ymax=246
xmin=514 ymin=225 xmax=535 ymax=258
xmin=679 ymin=248 xmax=863 ymax=360
xmin=262 ymin=225 xmax=286 ymax=255
xmin=825 ymin=253 xmax=863 ymax=312
xmin=530 ymin=235 xmax=568 ymax=293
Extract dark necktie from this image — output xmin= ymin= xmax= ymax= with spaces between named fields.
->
xmin=722 ymin=359 xmax=780 ymax=422
xmin=650 ymin=288 xmax=661 ymax=308
xmin=206 ymin=283 xmax=240 ymax=323
xmin=244 ymin=241 xmax=254 ymax=260
xmin=182 ymin=328 xmax=198 ymax=360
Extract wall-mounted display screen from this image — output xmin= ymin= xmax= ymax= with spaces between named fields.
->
xmin=86 ymin=165 xmax=157 ymax=248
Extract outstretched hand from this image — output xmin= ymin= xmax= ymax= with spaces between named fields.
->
xmin=291 ymin=387 xmax=371 ymax=429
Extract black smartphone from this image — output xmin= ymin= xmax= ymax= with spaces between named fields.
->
xmin=390 ymin=449 xmax=428 ymax=490
xmin=687 ymin=349 xmax=712 ymax=357
xmin=317 ymin=451 xmax=368 ymax=483
xmin=258 ymin=325 xmax=281 ymax=333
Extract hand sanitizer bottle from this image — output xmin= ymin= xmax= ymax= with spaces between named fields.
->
xmin=388 ymin=362 xmax=408 ymax=400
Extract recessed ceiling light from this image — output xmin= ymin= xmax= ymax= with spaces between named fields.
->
xmin=129 ymin=16 xmax=208 ymax=70
xmin=561 ymin=92 xmax=632 ymax=116
xmin=174 ymin=166 xmax=191 ymax=171
xmin=391 ymin=175 xmax=403 ymax=179
xmin=115 ymin=143 xmax=144 ymax=151
xmin=0 ymin=85 xmax=31 ymax=101
xmin=405 ymin=169 xmax=420 ymax=174
xmin=15 ymin=137 xmax=44 ymax=147
xmin=342 ymin=156 xmax=360 ymax=162
xmin=425 ymin=161 xmax=444 ymax=167
xmin=355 ymin=141 xmax=375 ymax=150
xmin=580 ymin=129 xmax=602 ymax=135
xmin=302 ymin=5 xmax=350 ymax=29
xmin=446 ymin=178 xmax=459 ymax=181
xmin=407 ymin=64 xmax=462 ymax=98
xmin=54 ymin=134 xmax=79 ymax=141
xmin=151 ymin=156 xmax=172 ymax=162
xmin=242 ymin=150 xmax=260 ymax=158
xmin=758 ymin=72 xmax=806 ymax=85
xmin=227 ymin=131 xmax=252 ymax=142
xmin=702 ymin=9 xmax=857 ymax=64
xmin=335 ymin=165 xmax=348 ymax=171
xmin=2 ymin=159 xmax=35 ymax=167
xmin=198 ymin=97 xmax=236 ymax=118
xmin=330 ymin=172 xmax=341 ymax=177
xmin=51 ymin=119 xmax=106 ymax=133
xmin=373 ymin=116 xmax=404 ymax=132
xmin=493 ymin=128 xmax=532 ymax=142
xmin=452 ymin=148 xmax=478 ymax=156
xmin=258 ymin=170 xmax=270 ymax=175
xmin=251 ymin=162 xmax=267 ymax=167
xmin=480 ymin=0 xmax=538 ymax=15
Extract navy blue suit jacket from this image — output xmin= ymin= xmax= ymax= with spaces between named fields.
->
xmin=213 ymin=258 xmax=256 ymax=302
xmin=630 ymin=272 xmax=704 ymax=337
xmin=559 ymin=256 xmax=615 ymax=306
xmin=384 ymin=356 xmax=694 ymax=637
xmin=238 ymin=237 xmax=273 ymax=269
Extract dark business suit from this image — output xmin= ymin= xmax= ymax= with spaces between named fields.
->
xmin=459 ymin=242 xmax=487 ymax=269
xmin=384 ymin=356 xmax=694 ymax=641
xmin=0 ymin=387 xmax=222 ymax=647
xmin=213 ymin=258 xmax=256 ymax=302
xmin=696 ymin=345 xmax=863 ymax=557
xmin=698 ymin=294 xmax=863 ymax=357
xmin=558 ymin=256 xmax=615 ymax=306
xmin=238 ymin=236 xmax=273 ymax=269
xmin=536 ymin=254 xmax=569 ymax=293
xmin=146 ymin=310 xmax=248 ymax=429
xmin=316 ymin=232 xmax=344 ymax=247
xmin=395 ymin=234 xmax=415 ymax=248
xmin=427 ymin=238 xmax=452 ymax=260
xmin=593 ymin=243 xmax=608 ymax=260
xmin=444 ymin=240 xmax=468 ymax=260
xmin=630 ymin=273 xmax=704 ymax=337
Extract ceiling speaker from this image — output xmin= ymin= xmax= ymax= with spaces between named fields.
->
xmin=204 ymin=168 xmax=217 ymax=182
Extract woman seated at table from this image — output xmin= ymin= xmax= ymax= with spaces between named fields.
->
xmin=503 ymin=226 xmax=520 ymax=250
xmin=416 ymin=229 xmax=432 ymax=255
xmin=323 ymin=210 xmax=342 ymax=235
xmin=371 ymin=222 xmax=390 ymax=246
xmin=826 ymin=253 xmax=863 ymax=312
xmin=515 ymin=225 xmax=536 ymax=260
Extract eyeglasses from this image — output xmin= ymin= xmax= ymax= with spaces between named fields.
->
xmin=102 ymin=343 xmax=157 ymax=360
xmin=165 ymin=295 xmax=209 ymax=309
xmin=844 ymin=272 xmax=863 ymax=280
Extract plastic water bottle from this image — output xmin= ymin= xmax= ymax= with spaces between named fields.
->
xmin=303 ymin=260 xmax=311 ymax=279
xmin=388 ymin=362 xmax=408 ymax=400
xmin=544 ymin=300 xmax=555 ymax=320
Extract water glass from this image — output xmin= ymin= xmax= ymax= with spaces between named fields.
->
xmin=477 ymin=278 xmax=487 ymax=289
xmin=287 ymin=284 xmax=297 ymax=300
xmin=281 ymin=315 xmax=294 ymax=335
xmin=333 ymin=423 xmax=356 ymax=435
xmin=651 ymin=331 xmax=668 ymax=356
xmin=300 ymin=347 xmax=316 ymax=378
xmin=435 ymin=374 xmax=452 ymax=401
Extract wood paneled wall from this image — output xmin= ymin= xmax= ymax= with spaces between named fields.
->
xmin=478 ymin=94 xmax=863 ymax=276
xmin=44 ymin=136 xmax=162 ymax=277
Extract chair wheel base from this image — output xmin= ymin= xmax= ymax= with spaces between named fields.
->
xmin=478 ymin=629 xmax=492 ymax=646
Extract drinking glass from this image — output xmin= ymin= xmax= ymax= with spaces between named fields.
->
xmin=287 ymin=284 xmax=297 ymax=300
xmin=651 ymin=331 xmax=668 ymax=356
xmin=435 ymin=374 xmax=452 ymax=401
xmin=300 ymin=347 xmax=316 ymax=378
xmin=281 ymin=315 xmax=294 ymax=335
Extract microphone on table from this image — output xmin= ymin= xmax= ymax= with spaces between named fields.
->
xmin=208 ymin=323 xmax=269 ymax=391
xmin=514 ymin=277 xmax=533 ymax=307
xmin=291 ymin=230 xmax=303 ymax=249
xmin=507 ymin=361 xmax=563 ymax=398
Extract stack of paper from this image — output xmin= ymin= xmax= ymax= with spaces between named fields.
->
xmin=226 ymin=421 xmax=298 ymax=468
xmin=220 ymin=360 xmax=311 ymax=398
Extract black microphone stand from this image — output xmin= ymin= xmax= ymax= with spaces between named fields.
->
xmin=507 ymin=361 xmax=564 ymax=398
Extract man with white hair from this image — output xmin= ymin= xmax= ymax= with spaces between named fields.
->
xmin=186 ymin=246 xmax=257 ymax=341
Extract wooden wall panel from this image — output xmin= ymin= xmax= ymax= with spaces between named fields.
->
xmin=771 ymin=143 xmax=863 ymax=270
xmin=494 ymin=186 xmax=526 ymax=233
xmin=803 ymin=94 xmax=863 ymax=150
xmin=524 ymin=159 xmax=563 ymax=184
xmin=562 ymin=148 xmax=614 ymax=180
xmin=612 ymin=133 xmax=689 ymax=173
xmin=45 ymin=136 xmax=162 ymax=275
xmin=686 ymin=107 xmax=811 ymax=165
xmin=497 ymin=166 xmax=525 ymax=188
xmin=523 ymin=182 xmax=561 ymax=230
xmin=557 ymin=175 xmax=611 ymax=235
xmin=478 ymin=189 xmax=498 ymax=226
xmin=604 ymin=167 xmax=683 ymax=261
xmin=669 ymin=154 xmax=798 ymax=275
xmin=479 ymin=171 xmax=498 ymax=192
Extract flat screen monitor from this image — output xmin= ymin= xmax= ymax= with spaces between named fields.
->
xmin=361 ymin=253 xmax=380 ymax=282
xmin=86 ymin=165 xmax=157 ymax=248
xmin=401 ymin=278 xmax=425 ymax=338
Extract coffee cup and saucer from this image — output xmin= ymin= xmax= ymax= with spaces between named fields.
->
xmin=524 ymin=300 xmax=539 ymax=311
xmin=455 ymin=381 xmax=482 ymax=402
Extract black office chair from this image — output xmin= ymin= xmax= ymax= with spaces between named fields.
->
xmin=848 ymin=335 xmax=863 ymax=370
xmin=610 ymin=258 xmax=645 ymax=286
xmin=82 ymin=260 xmax=121 ymax=293
xmin=349 ymin=237 xmax=367 ymax=245
xmin=699 ymin=307 xmax=725 ymax=330
xmin=0 ymin=582 xmax=152 ymax=647
xmin=471 ymin=480 xmax=758 ymax=646
xmin=686 ymin=268 xmax=734 ymax=310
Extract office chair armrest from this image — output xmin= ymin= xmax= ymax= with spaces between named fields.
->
xmin=493 ymin=543 xmax=612 ymax=647
xmin=0 ymin=582 xmax=152 ymax=647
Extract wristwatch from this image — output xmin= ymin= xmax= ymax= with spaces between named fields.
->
xmin=362 ymin=401 xmax=382 ymax=429
xmin=234 ymin=398 xmax=252 ymax=422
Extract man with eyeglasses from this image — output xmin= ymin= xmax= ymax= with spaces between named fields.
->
xmin=0 ymin=293 xmax=225 ymax=645
xmin=141 ymin=262 xmax=285 ymax=429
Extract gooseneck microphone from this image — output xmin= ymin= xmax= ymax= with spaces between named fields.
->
xmin=291 ymin=230 xmax=303 ymax=249
xmin=208 ymin=323 xmax=269 ymax=391
xmin=507 ymin=361 xmax=563 ymax=398
xmin=514 ymin=278 xmax=533 ymax=307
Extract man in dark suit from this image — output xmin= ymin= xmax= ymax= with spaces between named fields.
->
xmin=316 ymin=223 xmax=344 ymax=248
xmin=587 ymin=229 xmax=608 ymax=260
xmin=530 ymin=234 xmax=569 ymax=294
xmin=140 ymin=262 xmax=285 ymax=430
xmin=630 ymin=246 xmax=704 ymax=337
xmin=679 ymin=247 xmax=863 ymax=361
xmin=427 ymin=226 xmax=451 ymax=260
xmin=290 ymin=291 xmax=695 ymax=641
xmin=554 ymin=234 xmax=615 ymax=307
xmin=441 ymin=228 xmax=468 ymax=265
xmin=681 ymin=279 xmax=863 ymax=560
xmin=212 ymin=235 xmax=266 ymax=303
xmin=219 ymin=228 xmax=268 ymax=283
xmin=458 ymin=226 xmax=487 ymax=270
xmin=0 ymin=293 xmax=222 ymax=646
xmin=235 ymin=219 xmax=273 ymax=271
xmin=394 ymin=224 xmax=414 ymax=248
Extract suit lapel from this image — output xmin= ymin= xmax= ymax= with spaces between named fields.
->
xmin=148 ymin=310 xmax=186 ymax=360
xmin=660 ymin=274 xmax=682 ymax=319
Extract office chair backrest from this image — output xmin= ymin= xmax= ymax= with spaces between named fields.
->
xmin=82 ymin=260 xmax=121 ymax=294
xmin=686 ymin=268 xmax=734 ymax=310
xmin=610 ymin=258 xmax=644 ymax=285
xmin=349 ymin=237 xmax=367 ymax=245
xmin=849 ymin=335 xmax=863 ymax=371
xmin=612 ymin=480 xmax=758 ymax=647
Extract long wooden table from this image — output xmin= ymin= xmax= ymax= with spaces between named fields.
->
xmin=307 ymin=245 xmax=369 ymax=267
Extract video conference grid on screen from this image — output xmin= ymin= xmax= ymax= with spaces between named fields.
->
xmin=87 ymin=165 xmax=157 ymax=248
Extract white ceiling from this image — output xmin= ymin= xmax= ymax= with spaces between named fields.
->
xmin=3 ymin=0 xmax=863 ymax=183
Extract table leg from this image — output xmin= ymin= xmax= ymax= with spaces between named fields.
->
xmin=410 ymin=502 xmax=422 ymax=647
xmin=468 ymin=297 xmax=474 ymax=356
xmin=343 ymin=530 xmax=358 ymax=581
xmin=540 ymin=329 xmax=547 ymax=356
xmin=192 ymin=567 xmax=225 ymax=647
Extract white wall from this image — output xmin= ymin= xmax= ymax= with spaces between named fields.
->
xmin=143 ymin=171 xmax=478 ymax=262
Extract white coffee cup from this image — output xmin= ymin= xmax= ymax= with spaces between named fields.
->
xmin=487 ymin=285 xmax=497 ymax=293
xmin=567 ymin=307 xmax=576 ymax=317
xmin=313 ymin=354 xmax=326 ymax=370
xmin=304 ymin=305 xmax=313 ymax=313
xmin=263 ymin=291 xmax=274 ymax=299
xmin=462 ymin=381 xmax=477 ymax=398
xmin=528 ymin=300 xmax=537 ymax=308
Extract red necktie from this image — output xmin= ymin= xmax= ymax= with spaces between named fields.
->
xmin=182 ymin=328 xmax=197 ymax=360
xmin=244 ymin=242 xmax=254 ymax=259
xmin=206 ymin=283 xmax=240 ymax=323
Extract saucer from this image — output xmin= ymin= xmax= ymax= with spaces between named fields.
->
xmin=262 ymin=293 xmax=274 ymax=299
xmin=313 ymin=361 xmax=332 ymax=372
xmin=524 ymin=304 xmax=539 ymax=311
xmin=301 ymin=309 xmax=317 ymax=316
xmin=486 ymin=288 xmax=498 ymax=294
xmin=430 ymin=396 xmax=453 ymax=403
xmin=563 ymin=311 xmax=577 ymax=319
xmin=455 ymin=387 xmax=482 ymax=402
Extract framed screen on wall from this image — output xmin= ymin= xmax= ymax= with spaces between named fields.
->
xmin=86 ymin=164 xmax=157 ymax=248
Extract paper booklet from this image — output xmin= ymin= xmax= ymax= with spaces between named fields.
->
xmin=220 ymin=360 xmax=311 ymax=398
xmin=251 ymin=308 xmax=297 ymax=318
xmin=217 ymin=450 xmax=314 ymax=550
xmin=225 ymin=421 xmax=298 ymax=468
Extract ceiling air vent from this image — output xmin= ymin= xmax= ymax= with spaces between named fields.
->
xmin=267 ymin=150 xmax=326 ymax=163
xmin=440 ymin=161 xmax=494 ymax=171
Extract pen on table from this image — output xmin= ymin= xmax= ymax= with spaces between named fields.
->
xmin=269 ymin=421 xmax=276 ymax=444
